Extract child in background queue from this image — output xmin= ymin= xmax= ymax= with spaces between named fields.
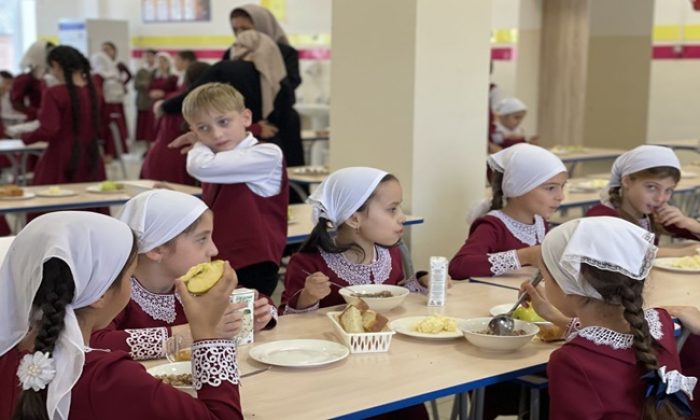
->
xmin=10 ymin=40 xmax=54 ymax=121
xmin=90 ymin=189 xmax=277 ymax=360
xmin=17 ymin=46 xmax=106 ymax=186
xmin=449 ymin=143 xmax=567 ymax=279
xmin=179 ymin=82 xmax=288 ymax=296
xmin=281 ymin=167 xmax=429 ymax=314
xmin=586 ymin=145 xmax=700 ymax=257
xmin=141 ymin=61 xmax=211 ymax=186
xmin=0 ymin=212 xmax=244 ymax=419
xmin=488 ymin=97 xmax=538 ymax=153
xmin=90 ymin=51 xmax=128 ymax=158
xmin=523 ymin=217 xmax=696 ymax=419
xmin=134 ymin=49 xmax=156 ymax=142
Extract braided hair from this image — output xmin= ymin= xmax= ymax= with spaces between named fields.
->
xmin=489 ymin=170 xmax=505 ymax=211
xmin=580 ymin=264 xmax=684 ymax=420
xmin=46 ymin=46 xmax=101 ymax=181
xmin=607 ymin=166 xmax=681 ymax=238
xmin=299 ymin=174 xmax=398 ymax=259
xmin=12 ymin=233 xmax=138 ymax=420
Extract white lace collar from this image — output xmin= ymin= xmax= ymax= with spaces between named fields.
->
xmin=320 ymin=246 xmax=392 ymax=286
xmin=571 ymin=308 xmax=663 ymax=350
xmin=488 ymin=210 xmax=546 ymax=246
xmin=130 ymin=277 xmax=182 ymax=324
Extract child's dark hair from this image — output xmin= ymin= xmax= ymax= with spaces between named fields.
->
xmin=12 ymin=232 xmax=138 ymax=420
xmin=580 ymin=263 xmax=684 ymax=420
xmin=146 ymin=49 xmax=157 ymax=56
xmin=230 ymin=8 xmax=253 ymax=21
xmin=46 ymin=46 xmax=101 ymax=181
xmin=177 ymin=50 xmax=197 ymax=63
xmin=489 ymin=170 xmax=505 ymax=211
xmin=608 ymin=166 xmax=681 ymax=237
xmin=299 ymin=174 xmax=398 ymax=256
xmin=184 ymin=62 xmax=210 ymax=87
xmin=0 ymin=70 xmax=13 ymax=80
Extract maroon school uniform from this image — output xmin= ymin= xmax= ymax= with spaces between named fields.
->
xmin=449 ymin=210 xmax=548 ymax=279
xmin=141 ymin=89 xmax=196 ymax=185
xmin=91 ymin=277 xmax=278 ymax=360
xmin=548 ymin=308 xmax=683 ymax=419
xmin=0 ymin=343 xmax=242 ymax=420
xmin=10 ymin=73 xmax=43 ymax=120
xmin=140 ymin=75 xmax=177 ymax=143
xmin=586 ymin=203 xmax=698 ymax=243
xmin=282 ymin=246 xmax=426 ymax=313
xmin=681 ymin=335 xmax=700 ymax=418
xmin=21 ymin=84 xmax=106 ymax=185
xmin=203 ymin=163 xmax=289 ymax=272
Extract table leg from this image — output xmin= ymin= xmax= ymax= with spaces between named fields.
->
xmin=468 ymin=388 xmax=484 ymax=420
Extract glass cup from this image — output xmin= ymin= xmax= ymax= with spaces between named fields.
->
xmin=163 ymin=335 xmax=193 ymax=362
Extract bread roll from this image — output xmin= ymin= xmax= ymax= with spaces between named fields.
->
xmin=339 ymin=305 xmax=364 ymax=333
xmin=361 ymin=310 xmax=388 ymax=332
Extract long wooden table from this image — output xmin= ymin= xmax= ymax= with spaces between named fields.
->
xmin=144 ymin=282 xmax=554 ymax=419
xmin=651 ymin=139 xmax=700 ymax=152
xmin=0 ymin=140 xmax=47 ymax=185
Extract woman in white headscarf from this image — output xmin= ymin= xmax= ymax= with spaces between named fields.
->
xmin=0 ymin=211 xmax=243 ymax=419
xmin=586 ymin=144 xmax=700 ymax=256
xmin=449 ymin=143 xmax=567 ymax=280
xmin=90 ymin=189 xmax=277 ymax=360
xmin=11 ymin=40 xmax=55 ymax=120
xmin=281 ymin=167 xmax=429 ymax=314
xmin=520 ymin=217 xmax=695 ymax=419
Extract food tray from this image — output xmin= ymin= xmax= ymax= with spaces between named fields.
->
xmin=326 ymin=311 xmax=394 ymax=353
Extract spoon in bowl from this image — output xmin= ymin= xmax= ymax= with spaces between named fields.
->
xmin=488 ymin=271 xmax=543 ymax=336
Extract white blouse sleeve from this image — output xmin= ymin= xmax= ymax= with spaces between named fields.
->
xmin=186 ymin=142 xmax=284 ymax=197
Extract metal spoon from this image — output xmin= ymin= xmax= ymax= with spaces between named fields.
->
xmin=487 ymin=272 xmax=544 ymax=336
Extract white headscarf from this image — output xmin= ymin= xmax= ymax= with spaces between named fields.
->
xmin=154 ymin=52 xmax=173 ymax=79
xmin=0 ymin=212 xmax=133 ymax=420
xmin=308 ymin=167 xmax=389 ymax=227
xmin=541 ymin=217 xmax=657 ymax=300
xmin=494 ymin=97 xmax=526 ymax=116
xmin=20 ymin=40 xmax=52 ymax=78
xmin=608 ymin=145 xmax=681 ymax=188
xmin=118 ymin=190 xmax=208 ymax=253
xmin=488 ymin=143 xmax=567 ymax=198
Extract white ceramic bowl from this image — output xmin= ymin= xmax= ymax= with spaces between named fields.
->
xmin=459 ymin=317 xmax=539 ymax=352
xmin=338 ymin=284 xmax=409 ymax=311
xmin=146 ymin=361 xmax=192 ymax=390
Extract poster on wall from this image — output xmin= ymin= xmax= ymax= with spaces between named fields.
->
xmin=142 ymin=0 xmax=210 ymax=23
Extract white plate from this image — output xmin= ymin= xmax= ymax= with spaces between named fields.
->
xmin=683 ymin=171 xmax=698 ymax=179
xmin=653 ymin=257 xmax=700 ymax=273
xmin=147 ymin=361 xmax=192 ymax=390
xmin=287 ymin=217 xmax=297 ymax=225
xmin=569 ymin=179 xmax=608 ymax=192
xmin=0 ymin=192 xmax=35 ymax=200
xmin=36 ymin=189 xmax=76 ymax=197
xmin=248 ymin=339 xmax=349 ymax=368
xmin=85 ymin=184 xmax=126 ymax=194
xmin=388 ymin=316 xmax=466 ymax=339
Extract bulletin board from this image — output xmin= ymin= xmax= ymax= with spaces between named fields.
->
xmin=142 ymin=0 xmax=211 ymax=23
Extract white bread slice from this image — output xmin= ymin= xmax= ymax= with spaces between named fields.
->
xmin=361 ymin=310 xmax=388 ymax=332
xmin=347 ymin=296 xmax=369 ymax=312
xmin=339 ymin=305 xmax=364 ymax=333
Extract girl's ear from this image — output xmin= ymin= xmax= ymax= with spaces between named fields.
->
xmin=344 ymin=213 xmax=362 ymax=230
xmin=621 ymin=175 xmax=631 ymax=189
xmin=144 ymin=246 xmax=167 ymax=263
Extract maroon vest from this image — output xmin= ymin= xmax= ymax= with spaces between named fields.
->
xmin=203 ymin=158 xmax=289 ymax=269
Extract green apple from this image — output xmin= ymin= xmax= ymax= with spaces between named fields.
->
xmin=512 ymin=305 xmax=545 ymax=322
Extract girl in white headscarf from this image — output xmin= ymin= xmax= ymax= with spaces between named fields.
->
xmin=0 ymin=211 xmax=244 ymax=420
xmin=449 ymin=143 xmax=567 ymax=279
xmin=488 ymin=97 xmax=539 ymax=154
xmin=586 ymin=145 xmax=700 ymax=257
xmin=11 ymin=40 xmax=55 ymax=120
xmin=91 ymin=189 xmax=277 ymax=360
xmin=281 ymin=167 xmax=429 ymax=314
xmin=520 ymin=217 xmax=695 ymax=419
